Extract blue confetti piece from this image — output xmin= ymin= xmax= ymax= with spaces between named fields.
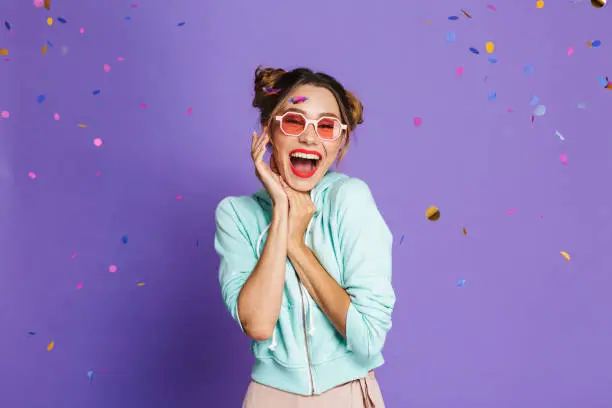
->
xmin=488 ymin=56 xmax=498 ymax=63
xmin=448 ymin=16 xmax=459 ymax=20
xmin=523 ymin=64 xmax=534 ymax=75
xmin=196 ymin=239 xmax=199 ymax=248
xmin=121 ymin=235 xmax=128 ymax=244
xmin=92 ymin=89 xmax=101 ymax=95
xmin=399 ymin=234 xmax=404 ymax=245
xmin=46 ymin=40 xmax=53 ymax=47
xmin=446 ymin=31 xmax=456 ymax=43
xmin=87 ymin=370 xmax=94 ymax=381
xmin=456 ymin=278 xmax=466 ymax=287
xmin=597 ymin=76 xmax=608 ymax=87
xmin=534 ymin=105 xmax=546 ymax=116
xmin=469 ymin=47 xmax=480 ymax=55
xmin=529 ymin=95 xmax=539 ymax=105
xmin=591 ymin=40 xmax=601 ymax=48
xmin=488 ymin=91 xmax=497 ymax=101
xmin=4 ymin=21 xmax=11 ymax=31
xmin=57 ymin=17 xmax=67 ymax=24
xmin=177 ymin=21 xmax=186 ymax=26
xmin=28 ymin=331 xmax=36 ymax=335
xmin=37 ymin=95 xmax=45 ymax=104
xmin=124 ymin=16 xmax=131 ymax=21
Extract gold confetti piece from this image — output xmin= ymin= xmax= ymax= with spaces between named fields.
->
xmin=462 ymin=227 xmax=467 ymax=235
xmin=0 ymin=48 xmax=8 ymax=55
xmin=591 ymin=0 xmax=607 ymax=7
xmin=41 ymin=44 xmax=47 ymax=55
xmin=460 ymin=9 xmax=472 ymax=18
xmin=46 ymin=17 xmax=53 ymax=26
xmin=486 ymin=41 xmax=495 ymax=53
xmin=78 ymin=123 xmax=87 ymax=128
xmin=560 ymin=251 xmax=571 ymax=261
xmin=137 ymin=281 xmax=145 ymax=287
xmin=47 ymin=341 xmax=55 ymax=351
xmin=426 ymin=206 xmax=440 ymax=221
xmin=536 ymin=0 xmax=544 ymax=8
xmin=44 ymin=0 xmax=51 ymax=10
xmin=424 ymin=21 xmax=432 ymax=24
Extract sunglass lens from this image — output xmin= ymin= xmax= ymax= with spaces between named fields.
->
xmin=317 ymin=118 xmax=339 ymax=140
xmin=282 ymin=113 xmax=306 ymax=135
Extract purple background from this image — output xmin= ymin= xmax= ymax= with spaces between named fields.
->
xmin=1 ymin=0 xmax=611 ymax=406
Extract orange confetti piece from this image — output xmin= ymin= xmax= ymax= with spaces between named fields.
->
xmin=560 ymin=251 xmax=571 ymax=261
xmin=47 ymin=341 xmax=55 ymax=351
xmin=0 ymin=49 xmax=8 ymax=55
xmin=44 ymin=0 xmax=51 ymax=10
xmin=137 ymin=281 xmax=145 ymax=287
xmin=41 ymin=44 xmax=47 ymax=55
xmin=460 ymin=9 xmax=472 ymax=18
xmin=536 ymin=0 xmax=544 ymax=8
xmin=462 ymin=227 xmax=467 ymax=235
xmin=78 ymin=124 xmax=87 ymax=128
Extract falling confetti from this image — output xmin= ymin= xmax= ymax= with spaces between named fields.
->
xmin=591 ymin=0 xmax=607 ymax=7
xmin=52 ymin=113 xmax=60 ymax=120
xmin=555 ymin=130 xmax=565 ymax=141
xmin=289 ymin=96 xmax=307 ymax=104
xmin=93 ymin=138 xmax=103 ymax=147
xmin=488 ymin=91 xmax=497 ymax=101
xmin=469 ymin=47 xmax=480 ymax=55
xmin=28 ymin=172 xmax=37 ymax=180
xmin=448 ymin=16 xmax=459 ymax=20
xmin=79 ymin=27 xmax=84 ymax=35
xmin=263 ymin=87 xmax=281 ymax=95
xmin=4 ymin=21 xmax=11 ymax=31
xmin=446 ymin=31 xmax=456 ymax=43
xmin=92 ymin=89 xmax=101 ymax=95
xmin=426 ymin=206 xmax=440 ymax=221
xmin=122 ymin=235 xmax=128 ymax=244
xmin=76 ymin=283 xmax=84 ymax=290
xmin=186 ymin=107 xmax=193 ymax=115
xmin=140 ymin=103 xmax=147 ymax=109
xmin=560 ymin=251 xmax=571 ymax=261
xmin=57 ymin=17 xmax=67 ymax=24
xmin=176 ymin=195 xmax=183 ymax=200
xmin=109 ymin=265 xmax=118 ymax=273
xmin=456 ymin=278 xmax=467 ymax=287
xmin=506 ymin=209 xmax=517 ymax=214
xmin=523 ymin=64 xmax=534 ymax=75
xmin=487 ymin=4 xmax=497 ymax=11
xmin=399 ymin=235 xmax=405 ymax=244
xmin=44 ymin=0 xmax=51 ymax=10
xmin=137 ymin=281 xmax=145 ymax=287
xmin=70 ymin=252 xmax=77 ymax=259
xmin=560 ymin=153 xmax=568 ymax=165
xmin=529 ymin=95 xmax=539 ymax=105
xmin=485 ymin=41 xmax=495 ymax=53
xmin=28 ymin=331 xmax=36 ymax=336
xmin=46 ymin=17 xmax=53 ymax=26
xmin=460 ymin=9 xmax=472 ymax=18
xmin=534 ymin=105 xmax=546 ymax=116
xmin=87 ymin=371 xmax=94 ymax=381
xmin=591 ymin=40 xmax=601 ymax=48
xmin=0 ymin=49 xmax=8 ymax=55
xmin=34 ymin=0 xmax=43 ymax=8
xmin=41 ymin=44 xmax=47 ymax=55
xmin=47 ymin=341 xmax=55 ymax=351
xmin=567 ymin=46 xmax=574 ymax=56
xmin=456 ymin=65 xmax=465 ymax=76
xmin=536 ymin=0 xmax=544 ymax=8
xmin=488 ymin=56 xmax=498 ymax=64
xmin=103 ymin=64 xmax=111 ymax=72
xmin=0 ymin=110 xmax=9 ymax=119
xmin=176 ymin=21 xmax=186 ymax=26
xmin=37 ymin=95 xmax=45 ymax=104
xmin=413 ymin=117 xmax=422 ymax=127
xmin=78 ymin=123 xmax=87 ymax=128
xmin=462 ymin=227 xmax=467 ymax=235
xmin=117 ymin=56 xmax=125 ymax=61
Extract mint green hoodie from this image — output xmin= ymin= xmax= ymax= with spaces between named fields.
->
xmin=214 ymin=171 xmax=395 ymax=396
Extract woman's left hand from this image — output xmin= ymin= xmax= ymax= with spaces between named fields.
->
xmin=281 ymin=180 xmax=316 ymax=249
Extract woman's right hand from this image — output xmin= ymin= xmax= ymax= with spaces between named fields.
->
xmin=251 ymin=130 xmax=287 ymax=207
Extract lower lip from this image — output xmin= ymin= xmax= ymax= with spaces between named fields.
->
xmin=290 ymin=160 xmax=320 ymax=179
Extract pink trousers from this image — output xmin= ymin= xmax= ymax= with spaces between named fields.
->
xmin=242 ymin=370 xmax=385 ymax=408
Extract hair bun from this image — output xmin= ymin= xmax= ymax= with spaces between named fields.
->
xmin=344 ymin=90 xmax=363 ymax=130
xmin=252 ymin=66 xmax=286 ymax=109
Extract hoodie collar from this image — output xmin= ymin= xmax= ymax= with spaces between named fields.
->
xmin=253 ymin=171 xmax=347 ymax=214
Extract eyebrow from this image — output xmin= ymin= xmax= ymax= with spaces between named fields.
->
xmin=281 ymin=107 xmax=341 ymax=120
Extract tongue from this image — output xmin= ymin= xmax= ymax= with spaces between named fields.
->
xmin=291 ymin=157 xmax=314 ymax=174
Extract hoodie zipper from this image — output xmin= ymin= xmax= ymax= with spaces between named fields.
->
xmin=298 ymin=281 xmax=315 ymax=395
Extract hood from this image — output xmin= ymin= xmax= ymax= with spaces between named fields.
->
xmin=253 ymin=171 xmax=348 ymax=214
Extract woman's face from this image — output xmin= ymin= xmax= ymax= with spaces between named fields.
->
xmin=268 ymin=84 xmax=345 ymax=192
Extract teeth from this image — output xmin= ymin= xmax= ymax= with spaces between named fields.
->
xmin=290 ymin=152 xmax=320 ymax=160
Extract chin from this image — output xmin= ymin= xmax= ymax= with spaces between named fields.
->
xmin=283 ymin=161 xmax=327 ymax=192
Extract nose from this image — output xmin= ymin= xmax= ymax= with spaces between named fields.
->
xmin=298 ymin=122 xmax=318 ymax=144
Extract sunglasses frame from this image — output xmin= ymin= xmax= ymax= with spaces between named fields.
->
xmin=275 ymin=111 xmax=347 ymax=141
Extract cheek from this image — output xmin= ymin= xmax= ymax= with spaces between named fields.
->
xmin=322 ymin=141 xmax=343 ymax=163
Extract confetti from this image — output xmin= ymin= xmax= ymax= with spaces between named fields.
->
xmin=523 ymin=64 xmax=534 ymax=75
xmin=92 ymin=89 xmax=101 ymax=95
xmin=87 ymin=371 xmax=94 ymax=381
xmin=567 ymin=46 xmax=574 ymax=56
xmin=448 ymin=16 xmax=459 ymax=20
xmin=591 ymin=40 xmax=601 ymax=48
xmin=137 ymin=281 xmax=145 ymax=287
xmin=44 ymin=0 xmax=50 ymax=10
xmin=70 ymin=252 xmax=77 ymax=259
xmin=555 ymin=130 xmax=565 ymax=140
xmin=140 ymin=103 xmax=147 ymax=109
xmin=529 ymin=95 xmax=539 ymax=105
xmin=456 ymin=278 xmax=467 ymax=287
xmin=117 ymin=56 xmax=125 ymax=61
xmin=506 ymin=209 xmax=517 ymax=214
xmin=46 ymin=40 xmax=53 ymax=47
xmin=53 ymin=113 xmax=60 ymax=120
xmin=462 ymin=227 xmax=467 ymax=235
xmin=79 ymin=27 xmax=84 ymax=35
xmin=186 ymin=107 xmax=193 ymax=115
xmin=0 ymin=110 xmax=9 ymax=119
xmin=46 ymin=17 xmax=53 ymax=26
xmin=446 ymin=31 xmax=456 ymax=42
xmin=485 ymin=41 xmax=495 ymax=53
xmin=469 ymin=47 xmax=480 ymax=55
xmin=28 ymin=331 xmax=36 ymax=335
xmin=263 ymin=87 xmax=281 ymax=95
xmin=426 ymin=205 xmax=440 ymax=221
xmin=534 ymin=105 xmax=546 ymax=116
xmin=76 ymin=283 xmax=83 ymax=290
xmin=456 ymin=65 xmax=465 ymax=76
xmin=196 ymin=239 xmax=199 ymax=248
xmin=488 ymin=91 xmax=497 ymax=101
xmin=33 ymin=0 xmax=43 ymax=8
xmin=121 ymin=235 xmax=128 ymax=244
xmin=560 ymin=153 xmax=568 ymax=165
xmin=289 ymin=96 xmax=307 ymax=104
xmin=41 ymin=44 xmax=47 ymax=55
xmin=4 ymin=21 xmax=11 ymax=31
xmin=399 ymin=235 xmax=405 ymax=244
xmin=487 ymin=4 xmax=497 ymax=11
xmin=176 ymin=195 xmax=183 ymax=200
xmin=47 ymin=341 xmax=55 ymax=351
xmin=177 ymin=21 xmax=186 ymax=26
xmin=560 ymin=251 xmax=571 ymax=261
xmin=93 ymin=138 xmax=103 ymax=147
xmin=0 ymin=49 xmax=7 ymax=55
xmin=413 ymin=117 xmax=422 ymax=127
xmin=536 ymin=0 xmax=544 ymax=8
xmin=28 ymin=172 xmax=37 ymax=180
xmin=597 ymin=76 xmax=608 ymax=87
xmin=124 ymin=16 xmax=131 ymax=21
xmin=103 ymin=64 xmax=111 ymax=72
xmin=109 ymin=265 xmax=117 ymax=273
xmin=591 ymin=0 xmax=607 ymax=7
xmin=37 ymin=95 xmax=45 ymax=104
xmin=488 ymin=56 xmax=498 ymax=63
xmin=460 ymin=9 xmax=472 ymax=18
xmin=57 ymin=17 xmax=67 ymax=24
xmin=78 ymin=123 xmax=87 ymax=128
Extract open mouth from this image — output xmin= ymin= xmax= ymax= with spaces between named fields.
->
xmin=289 ymin=149 xmax=322 ymax=179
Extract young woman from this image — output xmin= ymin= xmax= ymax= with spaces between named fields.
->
xmin=214 ymin=66 xmax=395 ymax=407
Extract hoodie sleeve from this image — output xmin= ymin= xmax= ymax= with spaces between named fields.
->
xmin=214 ymin=197 xmax=258 ymax=332
xmin=335 ymin=178 xmax=396 ymax=359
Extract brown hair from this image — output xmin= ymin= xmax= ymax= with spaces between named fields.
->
xmin=252 ymin=65 xmax=363 ymax=165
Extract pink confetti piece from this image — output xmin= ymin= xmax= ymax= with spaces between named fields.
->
xmin=117 ymin=57 xmax=125 ymax=61
xmin=560 ymin=153 xmax=568 ymax=165
xmin=413 ymin=117 xmax=422 ymax=127
xmin=76 ymin=283 xmax=84 ymax=290
xmin=531 ymin=116 xmax=535 ymax=124
xmin=33 ymin=0 xmax=43 ymax=8
xmin=95 ymin=171 xmax=101 ymax=177
xmin=0 ymin=110 xmax=9 ymax=119
xmin=70 ymin=252 xmax=77 ymax=259
xmin=176 ymin=195 xmax=183 ymax=200
xmin=507 ymin=107 xmax=514 ymax=112
xmin=567 ymin=46 xmax=574 ymax=56
xmin=186 ymin=107 xmax=193 ymax=115
xmin=487 ymin=4 xmax=497 ymax=10
xmin=506 ymin=209 xmax=517 ymax=214
xmin=53 ymin=113 xmax=60 ymax=120
xmin=538 ymin=212 xmax=544 ymax=218
xmin=109 ymin=265 xmax=118 ymax=273
xmin=131 ymin=3 xmax=138 ymax=7
xmin=28 ymin=172 xmax=37 ymax=180
xmin=79 ymin=27 xmax=85 ymax=35
xmin=456 ymin=66 xmax=465 ymax=76
xmin=139 ymin=103 xmax=147 ymax=109
xmin=93 ymin=138 xmax=103 ymax=147
xmin=103 ymin=64 xmax=111 ymax=72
